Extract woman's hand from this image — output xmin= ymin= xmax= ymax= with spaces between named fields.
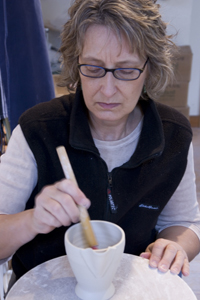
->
xmin=0 ymin=179 xmax=91 ymax=259
xmin=31 ymin=179 xmax=90 ymax=235
xmin=140 ymin=238 xmax=190 ymax=276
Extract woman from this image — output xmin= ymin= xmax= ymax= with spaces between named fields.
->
xmin=0 ymin=0 xmax=200 ymax=281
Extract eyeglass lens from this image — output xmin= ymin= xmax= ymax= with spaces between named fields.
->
xmin=79 ymin=65 xmax=141 ymax=80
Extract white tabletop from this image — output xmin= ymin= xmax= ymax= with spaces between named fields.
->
xmin=6 ymin=254 xmax=197 ymax=300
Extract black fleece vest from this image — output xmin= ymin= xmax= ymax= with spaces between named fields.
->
xmin=12 ymin=89 xmax=192 ymax=279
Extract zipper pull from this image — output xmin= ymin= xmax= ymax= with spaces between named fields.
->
xmin=107 ymin=173 xmax=118 ymax=214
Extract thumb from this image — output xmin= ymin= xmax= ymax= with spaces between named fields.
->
xmin=140 ymin=252 xmax=151 ymax=259
xmin=140 ymin=243 xmax=154 ymax=259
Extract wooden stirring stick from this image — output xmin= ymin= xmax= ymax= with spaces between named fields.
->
xmin=56 ymin=146 xmax=98 ymax=249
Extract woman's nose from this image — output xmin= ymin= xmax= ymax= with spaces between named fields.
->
xmin=100 ymin=72 xmax=117 ymax=98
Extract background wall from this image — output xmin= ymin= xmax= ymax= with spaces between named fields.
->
xmin=40 ymin=0 xmax=200 ymax=116
xmin=157 ymin=0 xmax=200 ymax=116
xmin=188 ymin=0 xmax=200 ymax=116
xmin=157 ymin=0 xmax=193 ymax=45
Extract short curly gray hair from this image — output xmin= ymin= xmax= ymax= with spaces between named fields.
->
xmin=59 ymin=0 xmax=176 ymax=99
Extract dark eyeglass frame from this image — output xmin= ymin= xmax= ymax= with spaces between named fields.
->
xmin=78 ymin=58 xmax=149 ymax=81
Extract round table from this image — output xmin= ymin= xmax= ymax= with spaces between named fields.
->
xmin=6 ymin=254 xmax=197 ymax=300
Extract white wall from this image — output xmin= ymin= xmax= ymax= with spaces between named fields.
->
xmin=158 ymin=0 xmax=200 ymax=116
xmin=157 ymin=0 xmax=193 ymax=45
xmin=188 ymin=0 xmax=200 ymax=116
xmin=40 ymin=0 xmax=70 ymax=31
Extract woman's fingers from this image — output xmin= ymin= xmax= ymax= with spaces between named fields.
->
xmin=32 ymin=204 xmax=62 ymax=234
xmin=156 ymin=242 xmax=178 ymax=273
xmin=180 ymin=258 xmax=190 ymax=276
xmin=39 ymin=185 xmax=80 ymax=224
xmin=142 ymin=238 xmax=190 ymax=276
xmin=170 ymin=253 xmax=190 ymax=276
xmin=32 ymin=179 xmax=91 ymax=234
xmin=140 ymin=252 xmax=151 ymax=260
xmin=55 ymin=179 xmax=90 ymax=208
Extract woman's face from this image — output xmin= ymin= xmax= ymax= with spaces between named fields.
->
xmin=79 ymin=25 xmax=147 ymax=126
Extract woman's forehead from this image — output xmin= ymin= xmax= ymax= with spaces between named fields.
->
xmin=80 ymin=24 xmax=142 ymax=64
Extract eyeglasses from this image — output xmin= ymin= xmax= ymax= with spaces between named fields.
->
xmin=78 ymin=58 xmax=148 ymax=81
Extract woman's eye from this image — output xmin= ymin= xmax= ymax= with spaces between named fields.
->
xmin=115 ymin=68 xmax=140 ymax=79
xmin=118 ymin=69 xmax=134 ymax=75
xmin=86 ymin=67 xmax=101 ymax=73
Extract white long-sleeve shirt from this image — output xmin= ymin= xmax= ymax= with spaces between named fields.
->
xmin=0 ymin=123 xmax=200 ymax=241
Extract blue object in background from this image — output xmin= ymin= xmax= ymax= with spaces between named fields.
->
xmin=0 ymin=0 xmax=55 ymax=131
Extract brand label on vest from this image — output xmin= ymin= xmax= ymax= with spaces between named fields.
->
xmin=107 ymin=188 xmax=118 ymax=213
xmin=139 ymin=204 xmax=159 ymax=210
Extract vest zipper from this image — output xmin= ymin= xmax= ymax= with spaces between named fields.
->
xmin=107 ymin=172 xmax=118 ymax=214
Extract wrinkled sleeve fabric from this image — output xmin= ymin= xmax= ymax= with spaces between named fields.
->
xmin=0 ymin=125 xmax=37 ymax=214
xmin=156 ymin=143 xmax=200 ymax=240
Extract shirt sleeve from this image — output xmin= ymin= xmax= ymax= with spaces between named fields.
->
xmin=0 ymin=125 xmax=38 ymax=214
xmin=156 ymin=142 xmax=200 ymax=240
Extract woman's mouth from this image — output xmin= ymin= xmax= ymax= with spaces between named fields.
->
xmin=98 ymin=102 xmax=120 ymax=109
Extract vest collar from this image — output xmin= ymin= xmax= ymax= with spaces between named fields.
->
xmin=69 ymin=88 xmax=99 ymax=154
xmin=69 ymin=88 xmax=165 ymax=167
xmin=127 ymin=99 xmax=165 ymax=167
